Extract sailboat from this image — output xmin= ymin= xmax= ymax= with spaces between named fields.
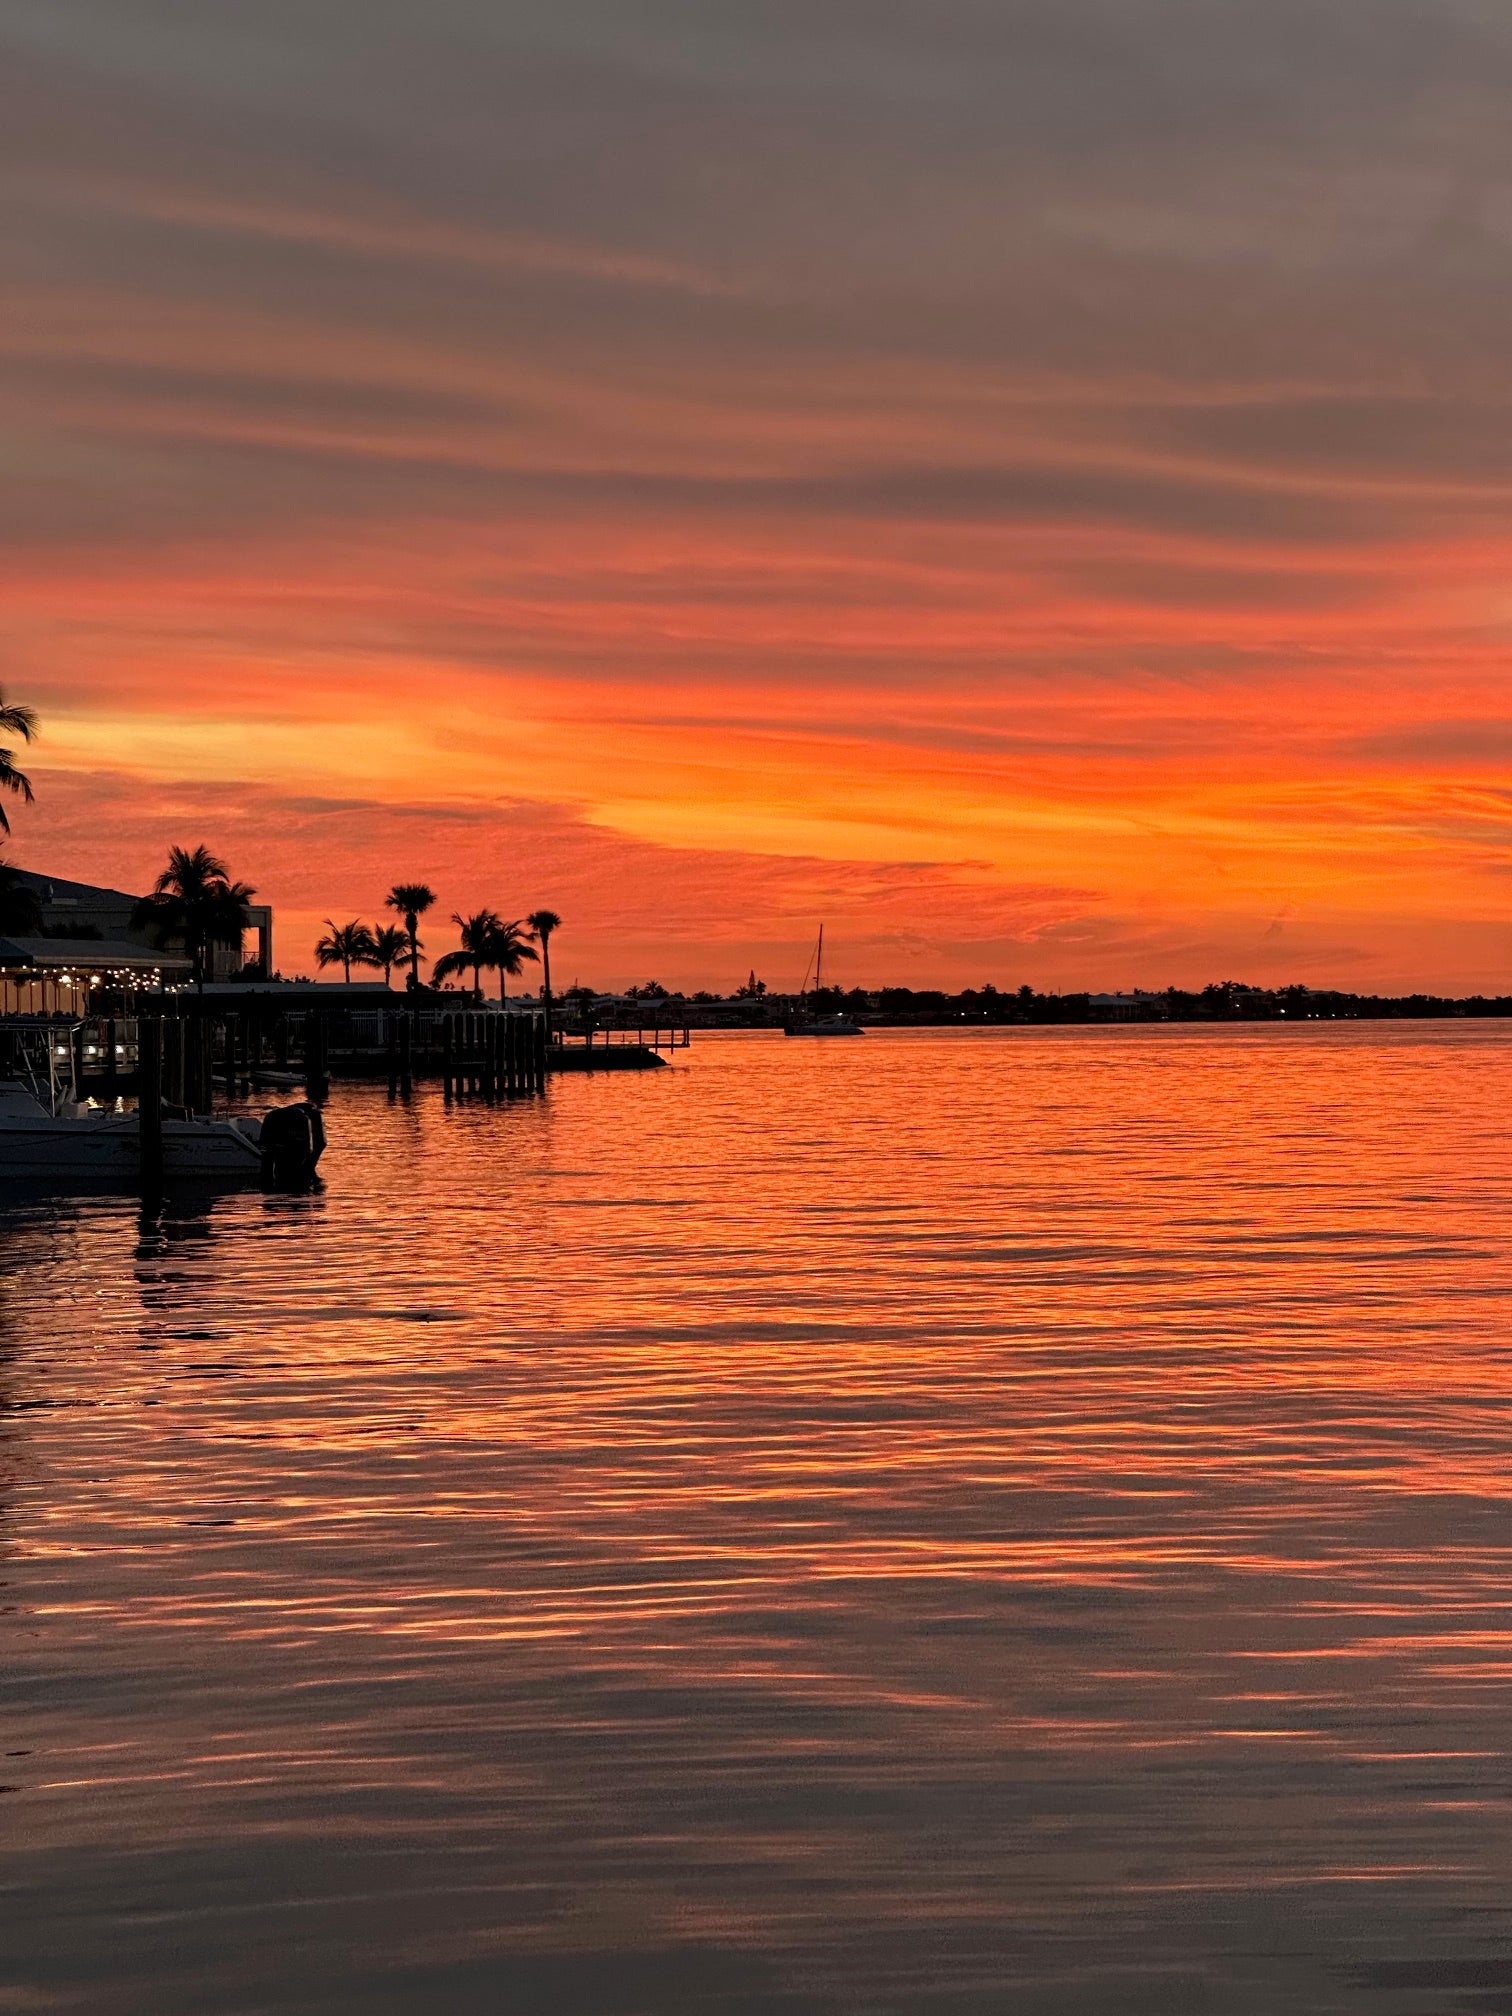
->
xmin=783 ymin=926 xmax=863 ymax=1036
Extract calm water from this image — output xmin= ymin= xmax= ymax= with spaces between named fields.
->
xmin=4 ymin=1025 xmax=1512 ymax=2014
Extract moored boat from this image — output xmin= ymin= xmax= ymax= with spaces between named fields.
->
xmin=783 ymin=925 xmax=864 ymax=1036
xmin=0 ymin=1020 xmax=323 ymax=1187
xmin=783 ymin=1011 xmax=863 ymax=1037
xmin=0 ymin=1079 xmax=265 ymax=1180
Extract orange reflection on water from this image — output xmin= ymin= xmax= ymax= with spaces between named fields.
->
xmin=3 ymin=1025 xmax=1512 ymax=2011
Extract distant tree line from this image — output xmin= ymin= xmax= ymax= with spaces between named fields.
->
xmin=611 ymin=979 xmax=1512 ymax=1024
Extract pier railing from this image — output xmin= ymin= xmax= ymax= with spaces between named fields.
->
xmin=553 ymin=1007 xmax=690 ymax=1052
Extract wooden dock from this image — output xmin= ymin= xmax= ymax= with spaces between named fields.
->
xmin=40 ymin=995 xmax=682 ymax=1105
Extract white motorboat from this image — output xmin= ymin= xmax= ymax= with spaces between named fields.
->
xmin=0 ymin=1020 xmax=323 ymax=1187
xmin=0 ymin=1080 xmax=264 ymax=1181
xmin=783 ymin=1012 xmax=864 ymax=1036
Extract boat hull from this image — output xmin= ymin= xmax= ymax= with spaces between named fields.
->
xmin=0 ymin=1115 xmax=264 ymax=1181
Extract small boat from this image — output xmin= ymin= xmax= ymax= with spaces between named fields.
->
xmin=783 ymin=1012 xmax=863 ymax=1037
xmin=783 ymin=926 xmax=864 ymax=1037
xmin=0 ymin=1021 xmax=323 ymax=1187
xmin=0 ymin=1079 xmax=266 ymax=1181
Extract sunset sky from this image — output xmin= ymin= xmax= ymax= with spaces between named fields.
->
xmin=6 ymin=0 xmax=1512 ymax=991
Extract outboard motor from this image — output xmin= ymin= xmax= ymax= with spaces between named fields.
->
xmin=259 ymin=1100 xmax=327 ymax=1188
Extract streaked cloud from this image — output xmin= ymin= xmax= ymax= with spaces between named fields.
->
xmin=4 ymin=1 xmax=1512 ymax=985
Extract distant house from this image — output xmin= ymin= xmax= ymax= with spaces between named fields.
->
xmin=1087 ymin=990 xmax=1169 ymax=1023
xmin=0 ymin=868 xmax=275 ymax=1013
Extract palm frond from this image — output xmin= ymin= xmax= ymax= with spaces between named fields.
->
xmin=387 ymin=882 xmax=436 ymax=918
xmin=0 ymin=750 xmax=35 ymax=833
xmin=490 ymin=918 xmax=540 ymax=974
xmin=0 ymin=693 xmax=38 ymax=742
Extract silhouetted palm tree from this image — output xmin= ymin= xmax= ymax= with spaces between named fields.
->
xmin=0 ymin=690 xmax=38 ymax=836
xmin=385 ymin=882 xmax=436 ymax=990
xmin=132 ymin=844 xmax=254 ymax=993
xmin=0 ymin=858 xmax=43 ymax=935
xmin=315 ymin=919 xmax=378 ymax=983
xmin=526 ymin=908 xmax=561 ymax=1033
xmin=432 ymin=909 xmax=503 ymax=1000
xmin=370 ymin=925 xmax=409 ymax=987
xmin=492 ymin=915 xmax=539 ymax=1004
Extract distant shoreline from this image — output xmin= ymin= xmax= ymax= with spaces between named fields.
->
xmin=673 ymin=984 xmax=1512 ymax=1031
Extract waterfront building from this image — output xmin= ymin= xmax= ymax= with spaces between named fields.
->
xmin=0 ymin=868 xmax=276 ymax=1011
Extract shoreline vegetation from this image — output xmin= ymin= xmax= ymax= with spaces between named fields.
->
xmin=670 ymin=981 xmax=1512 ymax=1027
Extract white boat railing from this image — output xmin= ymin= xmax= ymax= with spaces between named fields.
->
xmin=0 ymin=1017 xmax=82 ymax=1116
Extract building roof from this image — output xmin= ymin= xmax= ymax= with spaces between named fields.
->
xmin=9 ymin=868 xmax=143 ymax=907
xmin=0 ymin=935 xmax=184 ymax=971
xmin=195 ymin=979 xmax=390 ymax=998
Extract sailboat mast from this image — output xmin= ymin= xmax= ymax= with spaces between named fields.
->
xmin=816 ymin=924 xmax=823 ymax=993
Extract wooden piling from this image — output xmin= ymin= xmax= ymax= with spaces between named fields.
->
xmin=442 ymin=1013 xmax=454 ymax=1100
xmin=223 ymin=1012 xmax=238 ymax=1097
xmin=162 ymin=1015 xmax=180 ymax=1108
xmin=138 ymin=1018 xmax=163 ymax=1186
xmin=398 ymin=1010 xmax=412 ymax=1086
xmin=192 ymin=1014 xmax=212 ymax=1114
xmin=305 ymin=1013 xmax=327 ymax=1098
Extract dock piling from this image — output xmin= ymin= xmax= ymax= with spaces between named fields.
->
xmin=138 ymin=1019 xmax=163 ymax=1186
xmin=305 ymin=1013 xmax=328 ymax=1100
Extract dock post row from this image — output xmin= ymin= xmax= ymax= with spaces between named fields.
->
xmin=89 ymin=1001 xmax=551 ymax=1106
xmin=437 ymin=1010 xmax=547 ymax=1101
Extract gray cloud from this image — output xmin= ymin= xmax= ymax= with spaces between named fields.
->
xmin=6 ymin=0 xmax=1512 ymax=736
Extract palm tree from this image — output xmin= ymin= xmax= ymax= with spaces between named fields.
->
xmin=370 ymin=925 xmax=409 ymax=987
xmin=526 ymin=909 xmax=561 ymax=1034
xmin=315 ymin=919 xmax=377 ymax=983
xmin=385 ymin=882 xmax=436 ymax=990
xmin=132 ymin=844 xmax=254 ymax=993
xmin=491 ymin=915 xmax=539 ymax=1004
xmin=0 ymin=858 xmax=43 ymax=935
xmin=0 ymin=689 xmax=38 ymax=836
xmin=432 ymin=909 xmax=503 ymax=1000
